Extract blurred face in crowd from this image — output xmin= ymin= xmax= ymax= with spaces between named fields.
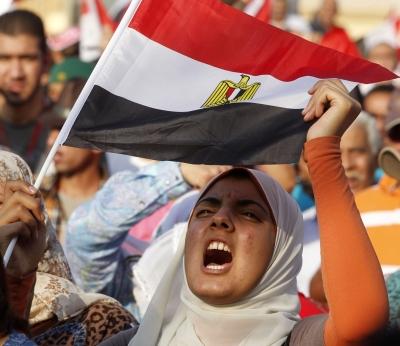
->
xmin=340 ymin=123 xmax=375 ymax=193
xmin=317 ymin=0 xmax=337 ymax=29
xmin=367 ymin=43 xmax=398 ymax=72
xmin=296 ymin=122 xmax=375 ymax=196
xmin=48 ymin=81 xmax=65 ymax=103
xmin=363 ymin=90 xmax=391 ymax=139
xmin=47 ymin=129 xmax=100 ymax=176
xmin=271 ymin=0 xmax=287 ymax=22
xmin=185 ymin=174 xmax=276 ymax=305
xmin=0 ymin=33 xmax=45 ymax=106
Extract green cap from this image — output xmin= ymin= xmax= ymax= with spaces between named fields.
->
xmin=49 ymin=57 xmax=94 ymax=84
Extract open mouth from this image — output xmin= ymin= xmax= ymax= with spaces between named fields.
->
xmin=203 ymin=240 xmax=233 ymax=271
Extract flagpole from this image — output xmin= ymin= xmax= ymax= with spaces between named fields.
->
xmin=2 ymin=0 xmax=144 ymax=267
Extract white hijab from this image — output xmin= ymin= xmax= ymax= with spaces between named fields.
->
xmin=130 ymin=168 xmax=304 ymax=346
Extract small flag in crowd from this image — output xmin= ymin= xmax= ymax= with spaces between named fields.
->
xmin=243 ymin=0 xmax=271 ymax=22
xmin=80 ymin=0 xmax=116 ymax=62
xmin=63 ymin=0 xmax=396 ymax=165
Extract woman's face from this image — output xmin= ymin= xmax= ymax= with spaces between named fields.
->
xmin=185 ymin=175 xmax=276 ymax=306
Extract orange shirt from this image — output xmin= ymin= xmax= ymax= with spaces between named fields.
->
xmin=355 ymin=175 xmax=400 ymax=269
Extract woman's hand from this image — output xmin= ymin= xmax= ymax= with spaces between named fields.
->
xmin=0 ymin=180 xmax=44 ymax=230
xmin=0 ymin=221 xmax=46 ymax=277
xmin=302 ymin=79 xmax=361 ymax=141
xmin=180 ymin=164 xmax=232 ymax=189
xmin=0 ymin=180 xmax=46 ymax=277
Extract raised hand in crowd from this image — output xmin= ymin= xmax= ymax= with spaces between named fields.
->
xmin=180 ymin=164 xmax=232 ymax=189
xmin=302 ymin=79 xmax=361 ymax=138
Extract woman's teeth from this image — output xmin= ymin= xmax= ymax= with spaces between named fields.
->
xmin=206 ymin=264 xmax=225 ymax=270
xmin=204 ymin=241 xmax=233 ymax=270
xmin=207 ymin=241 xmax=231 ymax=253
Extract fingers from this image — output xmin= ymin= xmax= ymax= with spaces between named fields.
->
xmin=0 ymin=180 xmax=37 ymax=204
xmin=0 ymin=190 xmax=44 ymax=228
xmin=307 ymin=79 xmax=346 ymax=96
xmin=15 ymin=205 xmax=41 ymax=237
xmin=181 ymin=164 xmax=233 ymax=189
xmin=0 ymin=179 xmax=44 ymax=241
xmin=302 ymin=80 xmax=353 ymax=122
xmin=304 ymin=80 xmax=362 ymax=140
xmin=208 ymin=165 xmax=232 ymax=177
xmin=315 ymin=94 xmax=328 ymax=118
xmin=0 ymin=202 xmax=41 ymax=236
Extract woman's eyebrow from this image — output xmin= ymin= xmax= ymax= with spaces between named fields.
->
xmin=237 ymin=199 xmax=268 ymax=213
xmin=196 ymin=196 xmax=220 ymax=206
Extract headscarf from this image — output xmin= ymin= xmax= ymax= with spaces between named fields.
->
xmin=130 ymin=167 xmax=304 ymax=346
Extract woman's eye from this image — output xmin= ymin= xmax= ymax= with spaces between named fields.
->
xmin=196 ymin=209 xmax=213 ymax=217
xmin=242 ymin=211 xmax=259 ymax=221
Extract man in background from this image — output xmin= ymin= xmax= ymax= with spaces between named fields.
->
xmin=363 ymin=84 xmax=395 ymax=140
xmin=41 ymin=80 xmax=105 ymax=245
xmin=355 ymin=90 xmax=400 ymax=276
xmin=0 ymin=10 xmax=52 ymax=171
xmin=310 ymin=0 xmax=360 ymax=57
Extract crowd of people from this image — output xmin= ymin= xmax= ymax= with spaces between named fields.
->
xmin=0 ymin=0 xmax=400 ymax=345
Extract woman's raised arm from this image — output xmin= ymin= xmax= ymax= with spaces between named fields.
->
xmin=303 ymin=80 xmax=388 ymax=345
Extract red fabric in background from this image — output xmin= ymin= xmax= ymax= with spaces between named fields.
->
xmin=298 ymin=292 xmax=327 ymax=318
xmin=320 ymin=26 xmax=360 ymax=58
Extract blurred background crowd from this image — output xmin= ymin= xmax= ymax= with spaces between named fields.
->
xmin=0 ymin=0 xmax=400 ymax=345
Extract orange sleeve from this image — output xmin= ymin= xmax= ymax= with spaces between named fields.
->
xmin=6 ymin=271 xmax=36 ymax=321
xmin=304 ymin=136 xmax=388 ymax=345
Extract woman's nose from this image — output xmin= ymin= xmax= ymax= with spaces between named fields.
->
xmin=210 ymin=208 xmax=234 ymax=232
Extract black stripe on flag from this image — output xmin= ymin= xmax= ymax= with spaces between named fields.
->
xmin=65 ymin=85 xmax=310 ymax=165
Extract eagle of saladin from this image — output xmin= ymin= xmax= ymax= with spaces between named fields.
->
xmin=202 ymin=74 xmax=261 ymax=108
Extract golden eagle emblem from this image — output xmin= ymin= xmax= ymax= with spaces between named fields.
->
xmin=202 ymin=74 xmax=261 ymax=108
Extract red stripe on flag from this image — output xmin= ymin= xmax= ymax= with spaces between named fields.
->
xmin=129 ymin=0 xmax=396 ymax=83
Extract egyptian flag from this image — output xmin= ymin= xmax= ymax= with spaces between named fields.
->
xmin=62 ymin=0 xmax=396 ymax=165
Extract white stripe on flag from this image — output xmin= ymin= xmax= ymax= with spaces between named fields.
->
xmin=95 ymin=28 xmax=357 ymax=112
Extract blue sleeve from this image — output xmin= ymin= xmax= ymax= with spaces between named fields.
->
xmin=65 ymin=161 xmax=191 ymax=297
xmin=153 ymin=190 xmax=199 ymax=239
